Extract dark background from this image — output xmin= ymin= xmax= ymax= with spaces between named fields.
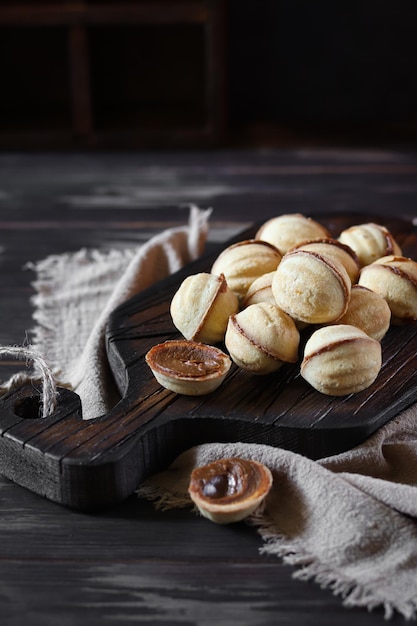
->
xmin=1 ymin=0 xmax=417 ymax=149
xmin=228 ymin=0 xmax=417 ymax=146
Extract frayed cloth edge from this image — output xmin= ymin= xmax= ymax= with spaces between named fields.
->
xmin=136 ymin=483 xmax=192 ymax=512
xmin=137 ymin=484 xmax=417 ymax=621
xmin=254 ymin=518 xmax=417 ymax=621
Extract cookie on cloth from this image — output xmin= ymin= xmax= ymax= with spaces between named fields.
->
xmin=188 ymin=457 xmax=273 ymax=524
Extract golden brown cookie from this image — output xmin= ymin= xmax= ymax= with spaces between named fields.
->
xmin=300 ymin=324 xmax=382 ymax=396
xmin=242 ymin=271 xmax=277 ymax=308
xmin=170 ymin=272 xmax=239 ymax=344
xmin=338 ymin=222 xmax=402 ymax=267
xmin=256 ymin=213 xmax=330 ymax=254
xmin=225 ymin=302 xmax=300 ymax=374
xmin=272 ymin=249 xmax=351 ymax=324
xmin=332 ymin=284 xmax=391 ymax=341
xmin=211 ymin=239 xmax=282 ymax=300
xmin=243 ymin=272 xmax=308 ymax=331
xmin=291 ymin=237 xmax=360 ymax=284
xmin=358 ymin=255 xmax=417 ymax=324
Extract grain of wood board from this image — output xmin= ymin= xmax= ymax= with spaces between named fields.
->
xmin=0 ymin=212 xmax=416 ymax=511
xmin=0 ymin=151 xmax=417 ymax=626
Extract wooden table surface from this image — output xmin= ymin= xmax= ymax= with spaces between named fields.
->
xmin=1 ymin=149 xmax=417 ymax=625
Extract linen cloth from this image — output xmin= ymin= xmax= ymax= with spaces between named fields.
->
xmin=3 ymin=205 xmax=417 ymax=619
xmin=18 ymin=205 xmax=211 ymax=419
xmin=138 ymin=411 xmax=417 ymax=619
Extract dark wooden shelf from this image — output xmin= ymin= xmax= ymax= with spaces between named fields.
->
xmin=0 ymin=1 xmax=227 ymax=148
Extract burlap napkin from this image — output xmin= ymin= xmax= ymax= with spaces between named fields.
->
xmin=5 ymin=205 xmax=211 ymax=419
xmin=3 ymin=205 xmax=417 ymax=619
xmin=137 ymin=407 xmax=417 ymax=619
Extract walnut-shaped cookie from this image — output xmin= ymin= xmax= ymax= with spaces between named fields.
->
xmin=338 ymin=222 xmax=402 ymax=267
xmin=332 ymin=284 xmax=391 ymax=341
xmin=170 ymin=272 xmax=239 ymax=344
xmin=211 ymin=239 xmax=282 ymax=301
xmin=242 ymin=271 xmax=277 ymax=308
xmin=272 ymin=249 xmax=351 ymax=324
xmin=243 ymin=271 xmax=308 ymax=331
xmin=358 ymin=255 xmax=417 ymax=324
xmin=301 ymin=324 xmax=382 ymax=396
xmin=256 ymin=213 xmax=330 ymax=254
xmin=145 ymin=340 xmax=231 ymax=395
xmin=188 ymin=458 xmax=273 ymax=524
xmin=291 ymin=237 xmax=360 ymax=284
xmin=225 ymin=302 xmax=300 ymax=374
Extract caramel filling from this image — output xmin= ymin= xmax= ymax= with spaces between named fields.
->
xmin=381 ymin=226 xmax=398 ymax=256
xmin=146 ymin=340 xmax=226 ymax=378
xmin=302 ymin=335 xmax=374 ymax=366
xmin=189 ymin=458 xmax=268 ymax=505
xmin=293 ymin=237 xmax=360 ymax=266
xmin=229 ymin=314 xmax=283 ymax=361
xmin=380 ymin=258 xmax=417 ymax=291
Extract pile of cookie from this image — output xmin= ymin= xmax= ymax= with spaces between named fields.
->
xmin=146 ymin=213 xmax=417 ymax=397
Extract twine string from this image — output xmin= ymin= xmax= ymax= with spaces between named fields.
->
xmin=0 ymin=346 xmax=59 ymax=417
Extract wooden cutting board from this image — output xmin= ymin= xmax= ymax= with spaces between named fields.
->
xmin=0 ymin=212 xmax=416 ymax=511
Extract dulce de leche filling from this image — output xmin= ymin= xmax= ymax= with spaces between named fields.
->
xmin=146 ymin=340 xmax=228 ymax=379
xmin=302 ymin=335 xmax=375 ymax=367
xmin=189 ymin=458 xmax=271 ymax=505
xmin=379 ymin=257 xmax=417 ymax=291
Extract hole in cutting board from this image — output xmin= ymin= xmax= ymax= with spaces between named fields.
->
xmin=14 ymin=395 xmax=43 ymax=419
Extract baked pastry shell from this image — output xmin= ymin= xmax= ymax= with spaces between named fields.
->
xmin=188 ymin=457 xmax=273 ymax=524
xmin=145 ymin=339 xmax=231 ymax=396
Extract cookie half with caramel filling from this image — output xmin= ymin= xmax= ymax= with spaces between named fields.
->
xmin=145 ymin=340 xmax=231 ymax=395
xmin=188 ymin=458 xmax=273 ymax=524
